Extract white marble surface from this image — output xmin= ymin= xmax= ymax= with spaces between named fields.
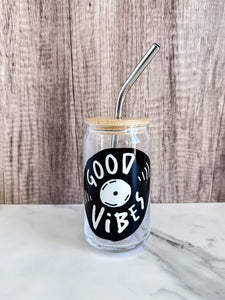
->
xmin=0 ymin=203 xmax=225 ymax=300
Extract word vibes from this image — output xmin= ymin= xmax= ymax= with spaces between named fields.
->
xmin=84 ymin=148 xmax=150 ymax=241
xmin=90 ymin=191 xmax=145 ymax=235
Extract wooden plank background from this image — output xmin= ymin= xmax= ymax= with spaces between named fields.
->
xmin=0 ymin=0 xmax=224 ymax=204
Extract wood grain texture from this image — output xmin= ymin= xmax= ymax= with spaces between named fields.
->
xmin=0 ymin=0 xmax=224 ymax=204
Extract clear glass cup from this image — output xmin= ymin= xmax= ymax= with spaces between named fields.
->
xmin=83 ymin=118 xmax=151 ymax=251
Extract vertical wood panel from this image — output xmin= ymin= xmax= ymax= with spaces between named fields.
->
xmin=0 ymin=0 xmax=224 ymax=204
xmin=0 ymin=0 xmax=78 ymax=203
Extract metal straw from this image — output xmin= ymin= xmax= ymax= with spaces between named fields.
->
xmin=112 ymin=43 xmax=160 ymax=147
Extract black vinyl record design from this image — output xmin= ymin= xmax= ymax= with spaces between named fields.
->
xmin=84 ymin=148 xmax=150 ymax=242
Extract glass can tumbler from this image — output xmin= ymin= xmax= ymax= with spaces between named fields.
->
xmin=83 ymin=118 xmax=151 ymax=251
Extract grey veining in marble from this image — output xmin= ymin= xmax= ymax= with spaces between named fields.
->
xmin=0 ymin=203 xmax=224 ymax=300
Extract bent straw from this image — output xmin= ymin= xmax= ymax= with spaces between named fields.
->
xmin=112 ymin=43 xmax=160 ymax=147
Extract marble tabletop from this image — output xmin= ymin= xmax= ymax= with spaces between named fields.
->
xmin=0 ymin=203 xmax=225 ymax=300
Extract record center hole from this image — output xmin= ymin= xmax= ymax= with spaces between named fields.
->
xmin=113 ymin=191 xmax=118 ymax=196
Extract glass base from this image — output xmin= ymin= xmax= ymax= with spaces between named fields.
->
xmin=85 ymin=231 xmax=150 ymax=252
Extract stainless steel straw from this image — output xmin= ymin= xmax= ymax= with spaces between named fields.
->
xmin=112 ymin=43 xmax=160 ymax=147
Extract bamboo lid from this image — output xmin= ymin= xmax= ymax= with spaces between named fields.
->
xmin=85 ymin=117 xmax=149 ymax=130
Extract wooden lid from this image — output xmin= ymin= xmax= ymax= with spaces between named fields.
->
xmin=85 ymin=117 xmax=149 ymax=130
